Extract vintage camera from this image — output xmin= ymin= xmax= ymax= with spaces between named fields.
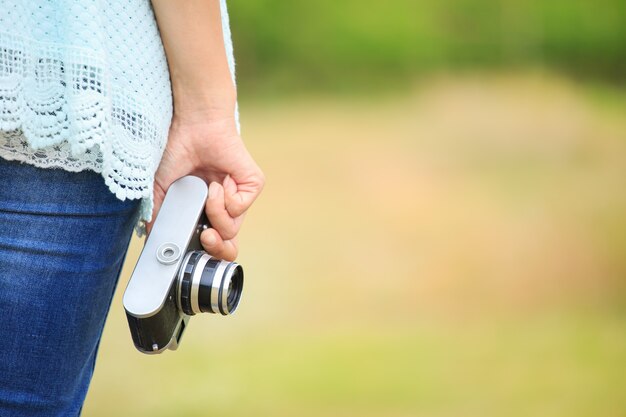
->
xmin=123 ymin=176 xmax=244 ymax=354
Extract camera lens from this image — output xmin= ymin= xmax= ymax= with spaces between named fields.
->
xmin=177 ymin=251 xmax=244 ymax=316
xmin=225 ymin=264 xmax=243 ymax=313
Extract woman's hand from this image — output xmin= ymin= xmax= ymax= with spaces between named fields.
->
xmin=149 ymin=0 xmax=262 ymax=261
xmin=146 ymin=111 xmax=265 ymax=261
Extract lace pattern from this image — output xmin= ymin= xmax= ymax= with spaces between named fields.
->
xmin=0 ymin=128 xmax=153 ymax=235
xmin=0 ymin=33 xmax=166 ymax=234
xmin=0 ymin=0 xmax=176 ymax=235
xmin=0 ymin=0 xmax=237 ymax=236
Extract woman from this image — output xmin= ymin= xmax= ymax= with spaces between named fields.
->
xmin=0 ymin=0 xmax=264 ymax=415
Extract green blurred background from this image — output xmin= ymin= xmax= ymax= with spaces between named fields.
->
xmin=83 ymin=1 xmax=626 ymax=416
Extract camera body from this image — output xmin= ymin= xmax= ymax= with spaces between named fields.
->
xmin=123 ymin=176 xmax=243 ymax=354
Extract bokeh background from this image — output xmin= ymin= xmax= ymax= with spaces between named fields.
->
xmin=83 ymin=1 xmax=626 ymax=416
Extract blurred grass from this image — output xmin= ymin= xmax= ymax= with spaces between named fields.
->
xmin=82 ymin=72 xmax=626 ymax=417
xmin=228 ymin=0 xmax=626 ymax=95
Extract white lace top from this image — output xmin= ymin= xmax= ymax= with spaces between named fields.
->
xmin=0 ymin=0 xmax=237 ymax=234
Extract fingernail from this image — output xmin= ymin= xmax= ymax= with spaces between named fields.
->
xmin=224 ymin=175 xmax=236 ymax=194
xmin=205 ymin=232 xmax=217 ymax=246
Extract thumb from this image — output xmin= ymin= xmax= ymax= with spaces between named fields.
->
xmin=145 ymin=179 xmax=167 ymax=236
xmin=144 ymin=142 xmax=196 ymax=236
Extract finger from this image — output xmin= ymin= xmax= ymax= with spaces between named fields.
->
xmin=200 ymin=228 xmax=239 ymax=261
xmin=205 ymin=182 xmax=243 ymax=241
xmin=223 ymin=171 xmax=265 ymax=218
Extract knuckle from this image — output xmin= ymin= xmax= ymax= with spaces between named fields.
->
xmin=221 ymin=228 xmax=237 ymax=241
xmin=214 ymin=218 xmax=236 ymax=239
xmin=223 ymin=250 xmax=237 ymax=262
xmin=229 ymin=243 xmax=239 ymax=259
xmin=210 ymin=249 xmax=224 ymax=259
xmin=257 ymin=170 xmax=266 ymax=189
xmin=206 ymin=199 xmax=221 ymax=214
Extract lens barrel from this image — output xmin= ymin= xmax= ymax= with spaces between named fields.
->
xmin=177 ymin=250 xmax=244 ymax=316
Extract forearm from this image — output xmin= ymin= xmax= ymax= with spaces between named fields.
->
xmin=150 ymin=0 xmax=236 ymax=117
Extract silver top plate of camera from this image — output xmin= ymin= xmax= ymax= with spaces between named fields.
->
xmin=123 ymin=176 xmax=208 ymax=318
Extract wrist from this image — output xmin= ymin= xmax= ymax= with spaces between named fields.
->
xmin=170 ymin=104 xmax=239 ymax=139
xmin=171 ymin=79 xmax=237 ymax=121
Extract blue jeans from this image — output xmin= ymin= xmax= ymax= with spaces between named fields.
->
xmin=0 ymin=158 xmax=140 ymax=416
